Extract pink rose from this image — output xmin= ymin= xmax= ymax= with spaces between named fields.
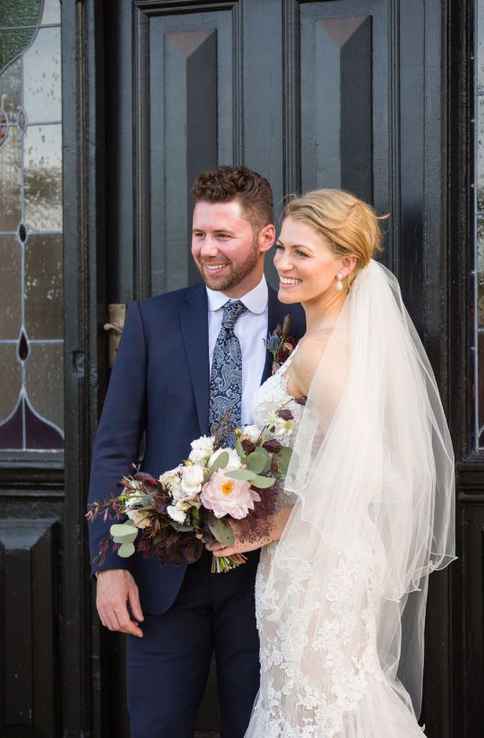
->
xmin=200 ymin=470 xmax=261 ymax=519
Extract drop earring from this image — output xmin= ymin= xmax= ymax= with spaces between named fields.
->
xmin=336 ymin=273 xmax=345 ymax=292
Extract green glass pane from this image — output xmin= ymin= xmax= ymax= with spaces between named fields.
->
xmin=25 ymin=233 xmax=63 ymax=339
xmin=1 ymin=29 xmax=39 ymax=76
xmin=0 ymin=125 xmax=22 ymax=230
xmin=0 ymin=55 xmax=22 ymax=114
xmin=24 ymin=26 xmax=61 ymax=123
xmin=0 ymin=0 xmax=43 ymax=29
xmin=0 ymin=235 xmax=21 ymax=338
xmin=26 ymin=342 xmax=64 ymax=432
xmin=0 ymin=344 xmax=21 ymax=424
xmin=40 ymin=0 xmax=60 ymax=26
xmin=24 ymin=123 xmax=62 ymax=231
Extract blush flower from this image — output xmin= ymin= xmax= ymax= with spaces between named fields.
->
xmin=201 ymin=470 xmax=261 ymax=519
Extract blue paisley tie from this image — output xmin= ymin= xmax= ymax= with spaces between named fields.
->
xmin=209 ymin=300 xmax=248 ymax=445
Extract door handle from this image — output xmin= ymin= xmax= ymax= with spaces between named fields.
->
xmin=103 ymin=303 xmax=126 ymax=367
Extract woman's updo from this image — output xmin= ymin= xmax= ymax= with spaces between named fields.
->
xmin=283 ymin=189 xmax=385 ymax=288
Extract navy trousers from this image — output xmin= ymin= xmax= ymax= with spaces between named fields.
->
xmin=127 ymin=550 xmax=260 ymax=738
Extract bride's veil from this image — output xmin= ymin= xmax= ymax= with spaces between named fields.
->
xmin=257 ymin=260 xmax=455 ymax=735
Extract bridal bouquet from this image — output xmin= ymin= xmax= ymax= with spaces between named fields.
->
xmin=87 ymin=409 xmax=295 ymax=573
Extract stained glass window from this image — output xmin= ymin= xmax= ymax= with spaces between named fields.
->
xmin=0 ymin=0 xmax=63 ymax=454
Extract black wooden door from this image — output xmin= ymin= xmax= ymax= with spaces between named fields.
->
xmin=64 ymin=1 xmax=453 ymax=736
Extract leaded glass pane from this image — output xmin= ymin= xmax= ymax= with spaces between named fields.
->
xmin=26 ymin=343 xmax=64 ymax=433
xmin=0 ymin=0 xmax=63 ymax=455
xmin=0 ymin=128 xmax=22 ymax=230
xmin=0 ymin=0 xmax=43 ymax=28
xmin=23 ymin=26 xmax=61 ymax=123
xmin=40 ymin=0 xmax=61 ymax=26
xmin=0 ymin=235 xmax=21 ymax=338
xmin=25 ymin=233 xmax=63 ymax=339
xmin=478 ymin=96 xmax=484 ymax=211
xmin=0 ymin=56 xmax=22 ymax=113
xmin=24 ymin=123 xmax=62 ymax=231
xmin=0 ymin=345 xmax=21 ymax=424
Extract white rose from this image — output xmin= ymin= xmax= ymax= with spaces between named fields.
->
xmin=180 ymin=464 xmax=204 ymax=497
xmin=167 ymin=505 xmax=187 ymax=524
xmin=268 ymin=413 xmax=294 ymax=442
xmin=239 ymin=425 xmax=261 ymax=443
xmin=126 ymin=509 xmax=151 ymax=528
xmin=159 ymin=465 xmax=182 ymax=488
xmin=189 ymin=435 xmax=215 ymax=464
xmin=209 ymin=447 xmax=242 ymax=472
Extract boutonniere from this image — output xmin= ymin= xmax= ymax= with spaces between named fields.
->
xmin=266 ymin=315 xmax=298 ymax=374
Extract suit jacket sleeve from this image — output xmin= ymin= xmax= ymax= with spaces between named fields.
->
xmin=87 ymin=300 xmax=147 ymax=575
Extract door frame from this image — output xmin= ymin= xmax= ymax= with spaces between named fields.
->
xmin=61 ymin=1 xmax=473 ymax=736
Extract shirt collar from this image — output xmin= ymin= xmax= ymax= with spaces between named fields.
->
xmin=206 ymin=275 xmax=268 ymax=315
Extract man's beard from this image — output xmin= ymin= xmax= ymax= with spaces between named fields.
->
xmin=198 ymin=241 xmax=259 ymax=292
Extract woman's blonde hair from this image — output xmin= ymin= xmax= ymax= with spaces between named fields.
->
xmin=283 ymin=189 xmax=386 ymax=287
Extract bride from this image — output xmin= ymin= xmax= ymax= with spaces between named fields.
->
xmin=209 ymin=188 xmax=456 ymax=737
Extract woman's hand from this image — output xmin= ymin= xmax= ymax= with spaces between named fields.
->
xmin=206 ymin=506 xmax=292 ymax=558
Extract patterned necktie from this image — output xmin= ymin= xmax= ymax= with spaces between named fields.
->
xmin=209 ymin=300 xmax=248 ymax=444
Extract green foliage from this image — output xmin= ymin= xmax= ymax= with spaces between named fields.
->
xmin=247 ymin=448 xmax=271 ymax=474
xmin=118 ymin=542 xmax=136 ymax=558
xmin=209 ymin=451 xmax=229 ymax=474
xmin=208 ymin=516 xmax=235 ymax=546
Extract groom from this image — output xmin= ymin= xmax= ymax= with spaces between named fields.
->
xmin=88 ymin=166 xmax=305 ymax=738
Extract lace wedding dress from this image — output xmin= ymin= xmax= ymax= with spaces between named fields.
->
xmin=244 ymin=261 xmax=455 ymax=738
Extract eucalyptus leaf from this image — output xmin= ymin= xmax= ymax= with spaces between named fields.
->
xmin=112 ymin=533 xmax=137 ymax=545
xmin=247 ymin=448 xmax=270 ymax=474
xmin=251 ymin=474 xmax=276 ymax=489
xmin=235 ymin=438 xmax=247 ymax=462
xmin=209 ymin=451 xmax=229 ymax=473
xmin=110 ymin=523 xmax=138 ymax=539
xmin=226 ymin=468 xmax=257 ymax=481
xmin=277 ymin=447 xmax=292 ymax=477
xmin=208 ymin=517 xmax=235 ymax=546
xmin=118 ymin=542 xmax=136 ymax=558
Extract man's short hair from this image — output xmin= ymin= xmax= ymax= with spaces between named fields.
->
xmin=192 ymin=165 xmax=273 ymax=229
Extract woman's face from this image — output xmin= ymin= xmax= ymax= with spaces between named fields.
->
xmin=274 ymin=216 xmax=355 ymax=306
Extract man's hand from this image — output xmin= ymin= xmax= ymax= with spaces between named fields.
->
xmin=96 ymin=569 xmax=144 ymax=638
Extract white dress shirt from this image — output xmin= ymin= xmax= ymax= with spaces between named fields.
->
xmin=207 ymin=276 xmax=269 ymax=426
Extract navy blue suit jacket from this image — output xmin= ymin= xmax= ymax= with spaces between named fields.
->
xmin=87 ymin=282 xmax=305 ymax=614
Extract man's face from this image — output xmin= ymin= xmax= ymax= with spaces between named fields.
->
xmin=191 ymin=199 xmax=272 ymax=295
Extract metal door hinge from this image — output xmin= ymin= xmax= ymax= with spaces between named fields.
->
xmin=104 ymin=303 xmax=126 ymax=367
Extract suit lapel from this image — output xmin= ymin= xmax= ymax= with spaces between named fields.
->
xmin=179 ymin=285 xmax=210 ymax=435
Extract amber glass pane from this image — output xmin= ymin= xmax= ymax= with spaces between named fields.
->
xmin=0 ymin=235 xmax=21 ymax=338
xmin=23 ymin=27 xmax=61 ymax=123
xmin=25 ymin=233 xmax=63 ymax=339
xmin=26 ymin=343 xmax=64 ymax=433
xmin=0 ymin=344 xmax=21 ymax=425
xmin=24 ymin=123 xmax=62 ymax=231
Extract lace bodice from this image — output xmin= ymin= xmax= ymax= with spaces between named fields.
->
xmin=252 ymin=348 xmax=304 ymax=445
